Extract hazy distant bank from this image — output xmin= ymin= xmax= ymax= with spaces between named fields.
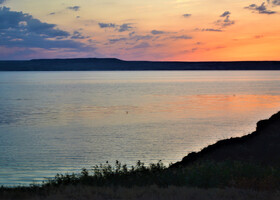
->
xmin=1 ymin=58 xmax=280 ymax=71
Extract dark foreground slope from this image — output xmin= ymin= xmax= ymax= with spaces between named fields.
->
xmin=1 ymin=186 xmax=279 ymax=200
xmin=171 ymin=111 xmax=280 ymax=168
xmin=1 ymin=58 xmax=280 ymax=71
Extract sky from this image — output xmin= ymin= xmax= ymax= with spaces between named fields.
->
xmin=0 ymin=0 xmax=280 ymax=61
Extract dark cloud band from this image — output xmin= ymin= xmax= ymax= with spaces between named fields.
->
xmin=0 ymin=7 xmax=91 ymax=51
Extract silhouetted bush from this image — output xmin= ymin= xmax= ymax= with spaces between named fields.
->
xmin=42 ymin=160 xmax=280 ymax=190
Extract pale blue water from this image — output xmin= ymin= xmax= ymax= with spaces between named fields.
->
xmin=1 ymin=71 xmax=280 ymax=186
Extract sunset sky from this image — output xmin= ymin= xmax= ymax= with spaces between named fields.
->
xmin=0 ymin=0 xmax=280 ymax=61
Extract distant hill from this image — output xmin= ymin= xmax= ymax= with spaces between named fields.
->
xmin=0 ymin=58 xmax=280 ymax=71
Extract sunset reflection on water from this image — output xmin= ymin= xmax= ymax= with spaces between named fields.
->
xmin=1 ymin=71 xmax=280 ymax=186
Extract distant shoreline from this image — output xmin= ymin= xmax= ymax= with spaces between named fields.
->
xmin=1 ymin=58 xmax=280 ymax=71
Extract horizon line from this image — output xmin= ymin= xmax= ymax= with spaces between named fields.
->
xmin=1 ymin=57 xmax=280 ymax=62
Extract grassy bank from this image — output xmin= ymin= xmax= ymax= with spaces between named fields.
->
xmin=1 ymin=160 xmax=280 ymax=199
xmin=42 ymin=160 xmax=280 ymax=189
xmin=2 ymin=186 xmax=280 ymax=200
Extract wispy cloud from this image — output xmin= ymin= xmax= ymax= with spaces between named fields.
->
xmin=132 ymin=34 xmax=153 ymax=41
xmin=108 ymin=37 xmax=127 ymax=44
xmin=170 ymin=35 xmax=192 ymax=40
xmin=151 ymin=30 xmax=167 ymax=35
xmin=67 ymin=6 xmax=80 ymax=11
xmin=244 ymin=2 xmax=276 ymax=14
xmin=118 ymin=23 xmax=133 ymax=32
xmin=71 ymin=31 xmax=89 ymax=39
xmin=98 ymin=23 xmax=116 ymax=28
xmin=216 ymin=11 xmax=235 ymax=27
xmin=108 ymin=32 xmax=154 ymax=44
xmin=98 ymin=22 xmax=133 ymax=32
xmin=131 ymin=42 xmax=151 ymax=49
xmin=200 ymin=28 xmax=223 ymax=32
xmin=196 ymin=11 xmax=234 ymax=33
xmin=270 ymin=0 xmax=280 ymax=6
xmin=220 ymin=11 xmax=230 ymax=17
xmin=183 ymin=13 xmax=191 ymax=18
xmin=254 ymin=35 xmax=264 ymax=39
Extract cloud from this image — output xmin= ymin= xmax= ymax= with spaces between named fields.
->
xmin=108 ymin=31 xmax=155 ymax=44
xmin=220 ymin=16 xmax=235 ymax=27
xmin=267 ymin=0 xmax=280 ymax=6
xmin=129 ymin=31 xmax=135 ymax=37
xmin=151 ymin=30 xmax=166 ymax=35
xmin=0 ymin=7 xmax=70 ymax=37
xmin=271 ymin=0 xmax=280 ymax=5
xmin=132 ymin=42 xmax=150 ymax=49
xmin=244 ymin=3 xmax=276 ymax=14
xmin=0 ymin=0 xmax=6 ymax=4
xmin=199 ymin=28 xmax=223 ymax=32
xmin=98 ymin=22 xmax=133 ymax=32
xmin=0 ymin=7 xmax=92 ymax=51
xmin=216 ymin=11 xmax=235 ymax=27
xmin=196 ymin=11 xmax=234 ymax=32
xmin=191 ymin=48 xmax=198 ymax=52
xmin=71 ymin=31 xmax=88 ymax=39
xmin=170 ymin=35 xmax=192 ymax=40
xmin=204 ymin=28 xmax=223 ymax=32
xmin=128 ymin=32 xmax=155 ymax=41
xmin=87 ymin=39 xmax=95 ymax=43
xmin=109 ymin=37 xmax=127 ymax=44
xmin=0 ymin=35 xmax=89 ymax=49
xmin=118 ymin=23 xmax=133 ymax=32
xmin=108 ymin=33 xmax=154 ymax=44
xmin=67 ymin=6 xmax=80 ymax=11
xmin=0 ymin=46 xmax=37 ymax=60
xmin=49 ymin=12 xmax=56 ymax=15
xmin=220 ymin=11 xmax=230 ymax=17
xmin=255 ymin=35 xmax=264 ymax=39
xmin=98 ymin=23 xmax=116 ymax=28
xmin=132 ymin=35 xmax=153 ymax=41
xmin=183 ymin=13 xmax=191 ymax=18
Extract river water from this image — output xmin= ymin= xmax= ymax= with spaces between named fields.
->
xmin=1 ymin=71 xmax=280 ymax=186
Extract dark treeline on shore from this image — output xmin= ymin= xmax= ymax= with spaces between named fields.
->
xmin=1 ymin=58 xmax=280 ymax=71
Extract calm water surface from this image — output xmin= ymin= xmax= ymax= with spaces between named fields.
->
xmin=1 ymin=71 xmax=280 ymax=186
